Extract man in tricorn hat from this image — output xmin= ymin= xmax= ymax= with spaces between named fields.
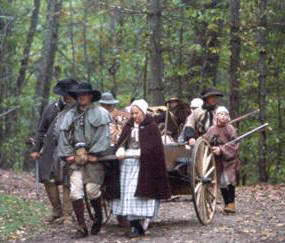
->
xmin=182 ymin=87 xmax=223 ymax=144
xmin=30 ymin=79 xmax=78 ymax=225
xmin=99 ymin=92 xmax=130 ymax=146
xmin=57 ymin=82 xmax=111 ymax=238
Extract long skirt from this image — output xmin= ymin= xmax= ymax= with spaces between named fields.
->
xmin=111 ymin=157 xmax=160 ymax=221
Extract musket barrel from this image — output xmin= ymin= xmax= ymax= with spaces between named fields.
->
xmin=227 ymin=123 xmax=269 ymax=145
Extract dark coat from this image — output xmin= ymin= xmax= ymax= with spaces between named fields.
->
xmin=32 ymin=100 xmax=66 ymax=183
xmin=116 ymin=114 xmax=171 ymax=200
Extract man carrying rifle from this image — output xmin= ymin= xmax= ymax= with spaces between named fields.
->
xmin=30 ymin=79 xmax=78 ymax=224
xmin=183 ymin=87 xmax=223 ymax=144
xmin=57 ymin=82 xmax=111 ymax=238
xmin=203 ymin=106 xmax=239 ymax=214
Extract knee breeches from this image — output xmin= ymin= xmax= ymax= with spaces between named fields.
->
xmin=69 ymin=165 xmax=104 ymax=201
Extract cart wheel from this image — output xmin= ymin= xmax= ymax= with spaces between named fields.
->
xmin=189 ymin=136 xmax=217 ymax=225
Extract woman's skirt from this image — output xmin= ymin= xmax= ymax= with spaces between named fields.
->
xmin=111 ymin=157 xmax=160 ymax=221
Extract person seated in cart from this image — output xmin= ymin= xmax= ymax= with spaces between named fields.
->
xmin=154 ymin=96 xmax=191 ymax=142
xmin=203 ymin=106 xmax=239 ymax=214
xmin=182 ymin=87 xmax=223 ymax=145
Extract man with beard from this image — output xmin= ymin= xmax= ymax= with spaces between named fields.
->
xmin=183 ymin=87 xmax=223 ymax=144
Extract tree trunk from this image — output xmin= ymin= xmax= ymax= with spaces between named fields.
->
xmin=16 ymin=0 xmax=41 ymax=96
xmin=83 ymin=0 xmax=91 ymax=83
xmin=36 ymin=0 xmax=63 ymax=116
xmin=69 ymin=0 xmax=76 ymax=79
xmin=229 ymin=0 xmax=240 ymax=122
xmin=257 ymin=0 xmax=268 ymax=182
xmin=149 ymin=0 xmax=164 ymax=105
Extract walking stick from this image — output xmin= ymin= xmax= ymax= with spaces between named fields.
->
xmin=35 ymin=158 xmax=40 ymax=198
xmin=164 ymin=102 xmax=170 ymax=144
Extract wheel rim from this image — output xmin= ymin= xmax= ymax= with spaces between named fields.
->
xmin=190 ymin=137 xmax=217 ymax=225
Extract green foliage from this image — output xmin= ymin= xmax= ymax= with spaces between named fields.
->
xmin=1 ymin=0 xmax=285 ymax=183
xmin=0 ymin=193 xmax=48 ymax=239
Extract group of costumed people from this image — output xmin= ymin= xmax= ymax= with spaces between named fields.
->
xmin=30 ymin=80 xmax=239 ymax=239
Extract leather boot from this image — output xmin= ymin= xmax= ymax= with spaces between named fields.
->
xmin=224 ymin=202 xmax=235 ymax=213
xmin=72 ymin=199 xmax=88 ymax=238
xmin=128 ymin=220 xmax=144 ymax=238
xmin=61 ymin=185 xmax=73 ymax=225
xmin=90 ymin=198 xmax=103 ymax=235
xmin=44 ymin=182 xmax=62 ymax=224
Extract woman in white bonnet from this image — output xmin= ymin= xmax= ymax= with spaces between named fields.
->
xmin=204 ymin=106 xmax=240 ymax=214
xmin=112 ymin=99 xmax=171 ymax=238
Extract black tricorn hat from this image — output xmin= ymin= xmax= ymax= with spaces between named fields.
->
xmin=200 ymin=87 xmax=223 ymax=99
xmin=53 ymin=79 xmax=78 ymax=96
xmin=68 ymin=82 xmax=101 ymax=102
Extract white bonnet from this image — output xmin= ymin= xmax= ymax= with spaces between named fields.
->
xmin=131 ymin=99 xmax=149 ymax=114
xmin=216 ymin=106 xmax=229 ymax=114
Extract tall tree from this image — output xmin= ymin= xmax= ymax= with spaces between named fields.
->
xmin=35 ymin=0 xmax=63 ymax=115
xmin=257 ymin=0 xmax=268 ymax=182
xmin=16 ymin=0 xmax=41 ymax=96
xmin=149 ymin=0 xmax=164 ymax=105
xmin=229 ymin=0 xmax=241 ymax=121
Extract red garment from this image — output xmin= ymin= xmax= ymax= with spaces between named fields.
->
xmin=203 ymin=124 xmax=239 ymax=185
xmin=116 ymin=114 xmax=171 ymax=199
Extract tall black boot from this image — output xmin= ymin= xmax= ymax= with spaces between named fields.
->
xmin=90 ymin=198 xmax=103 ymax=235
xmin=223 ymin=185 xmax=236 ymax=214
xmin=72 ymin=199 xmax=88 ymax=238
xmin=227 ymin=184 xmax=235 ymax=204
xmin=220 ymin=188 xmax=230 ymax=205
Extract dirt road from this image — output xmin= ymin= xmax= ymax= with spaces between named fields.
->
xmin=1 ymin=169 xmax=284 ymax=243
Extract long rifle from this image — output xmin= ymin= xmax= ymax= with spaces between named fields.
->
xmin=230 ymin=109 xmax=260 ymax=124
xmin=226 ymin=123 xmax=269 ymax=145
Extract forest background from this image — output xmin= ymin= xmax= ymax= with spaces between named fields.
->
xmin=0 ymin=0 xmax=284 ymax=185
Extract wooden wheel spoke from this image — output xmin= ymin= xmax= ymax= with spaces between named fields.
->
xmin=203 ymin=153 xmax=213 ymax=175
xmin=195 ymin=184 xmax=203 ymax=206
xmin=202 ymin=146 xmax=209 ymax=173
xmin=194 ymin=181 xmax=202 ymax=194
xmin=203 ymin=166 xmax=215 ymax=179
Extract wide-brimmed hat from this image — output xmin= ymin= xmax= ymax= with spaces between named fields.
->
xmin=165 ymin=96 xmax=179 ymax=105
xmin=53 ymin=79 xmax=78 ymax=96
xmin=68 ymin=82 xmax=101 ymax=102
xmin=99 ymin=92 xmax=119 ymax=105
xmin=200 ymin=87 xmax=223 ymax=100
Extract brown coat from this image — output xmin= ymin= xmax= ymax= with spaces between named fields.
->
xmin=203 ymin=124 xmax=239 ymax=185
xmin=116 ymin=114 xmax=171 ymax=199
